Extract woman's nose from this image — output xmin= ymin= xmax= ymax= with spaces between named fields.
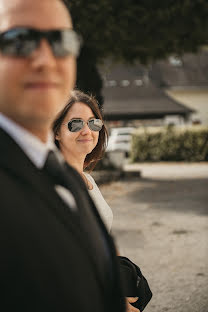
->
xmin=81 ymin=123 xmax=91 ymax=134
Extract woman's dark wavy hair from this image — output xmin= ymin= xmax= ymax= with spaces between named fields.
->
xmin=53 ymin=90 xmax=108 ymax=171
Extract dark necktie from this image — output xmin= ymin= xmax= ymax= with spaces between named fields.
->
xmin=44 ymin=150 xmax=71 ymax=190
xmin=44 ymin=150 xmax=77 ymax=210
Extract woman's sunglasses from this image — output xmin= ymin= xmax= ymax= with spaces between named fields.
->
xmin=66 ymin=119 xmax=103 ymax=132
xmin=0 ymin=27 xmax=81 ymax=58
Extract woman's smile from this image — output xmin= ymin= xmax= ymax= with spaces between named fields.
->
xmin=77 ymin=138 xmax=93 ymax=143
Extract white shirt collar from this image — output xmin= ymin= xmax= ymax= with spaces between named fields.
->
xmin=0 ymin=113 xmax=61 ymax=169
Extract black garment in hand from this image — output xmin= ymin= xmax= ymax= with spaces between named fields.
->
xmin=118 ymin=256 xmax=152 ymax=311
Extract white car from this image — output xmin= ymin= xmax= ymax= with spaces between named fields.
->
xmin=106 ymin=127 xmax=135 ymax=155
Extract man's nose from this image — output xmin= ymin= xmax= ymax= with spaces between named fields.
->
xmin=30 ymin=39 xmax=56 ymax=68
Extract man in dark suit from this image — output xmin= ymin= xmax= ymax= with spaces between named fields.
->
xmin=0 ymin=0 xmax=126 ymax=311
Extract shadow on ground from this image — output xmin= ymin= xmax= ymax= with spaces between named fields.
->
xmin=123 ymin=177 xmax=208 ymax=216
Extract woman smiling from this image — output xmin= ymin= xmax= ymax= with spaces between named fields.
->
xmin=53 ymin=89 xmax=113 ymax=231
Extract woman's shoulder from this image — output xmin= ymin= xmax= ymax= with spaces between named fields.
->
xmin=84 ymin=172 xmax=93 ymax=181
xmin=84 ymin=173 xmax=113 ymax=231
xmin=83 ymin=172 xmax=97 ymax=188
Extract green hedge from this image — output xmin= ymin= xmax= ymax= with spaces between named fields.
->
xmin=130 ymin=125 xmax=208 ymax=162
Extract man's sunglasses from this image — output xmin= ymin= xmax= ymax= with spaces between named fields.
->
xmin=0 ymin=27 xmax=81 ymax=58
xmin=66 ymin=119 xmax=103 ymax=132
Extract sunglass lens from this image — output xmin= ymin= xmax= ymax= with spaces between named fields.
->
xmin=88 ymin=119 xmax=103 ymax=131
xmin=68 ymin=119 xmax=84 ymax=132
xmin=49 ymin=31 xmax=63 ymax=57
xmin=50 ymin=30 xmax=81 ymax=57
xmin=0 ymin=28 xmax=37 ymax=57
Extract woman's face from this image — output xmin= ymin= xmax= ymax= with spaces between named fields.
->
xmin=56 ymin=102 xmax=100 ymax=158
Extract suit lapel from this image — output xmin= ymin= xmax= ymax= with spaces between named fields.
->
xmin=0 ymin=128 xmax=110 ymax=291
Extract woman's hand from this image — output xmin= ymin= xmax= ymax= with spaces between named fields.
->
xmin=126 ymin=297 xmax=140 ymax=312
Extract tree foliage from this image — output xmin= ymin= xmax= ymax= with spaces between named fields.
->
xmin=68 ymin=0 xmax=208 ymax=64
xmin=66 ymin=0 xmax=208 ymax=99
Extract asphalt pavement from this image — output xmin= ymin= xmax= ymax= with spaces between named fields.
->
xmin=100 ymin=162 xmax=208 ymax=312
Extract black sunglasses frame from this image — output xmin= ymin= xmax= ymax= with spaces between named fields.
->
xmin=66 ymin=118 xmax=103 ymax=132
xmin=0 ymin=27 xmax=82 ymax=58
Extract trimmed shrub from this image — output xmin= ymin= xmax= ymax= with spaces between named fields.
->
xmin=130 ymin=125 xmax=208 ymax=162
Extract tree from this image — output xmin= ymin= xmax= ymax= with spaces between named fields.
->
xmin=67 ymin=0 xmax=208 ymax=104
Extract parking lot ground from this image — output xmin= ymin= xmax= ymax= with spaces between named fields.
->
xmin=100 ymin=162 xmax=208 ymax=312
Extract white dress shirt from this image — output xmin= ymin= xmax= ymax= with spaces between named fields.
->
xmin=0 ymin=113 xmax=76 ymax=210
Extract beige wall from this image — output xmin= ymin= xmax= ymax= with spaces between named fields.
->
xmin=166 ymin=88 xmax=208 ymax=125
